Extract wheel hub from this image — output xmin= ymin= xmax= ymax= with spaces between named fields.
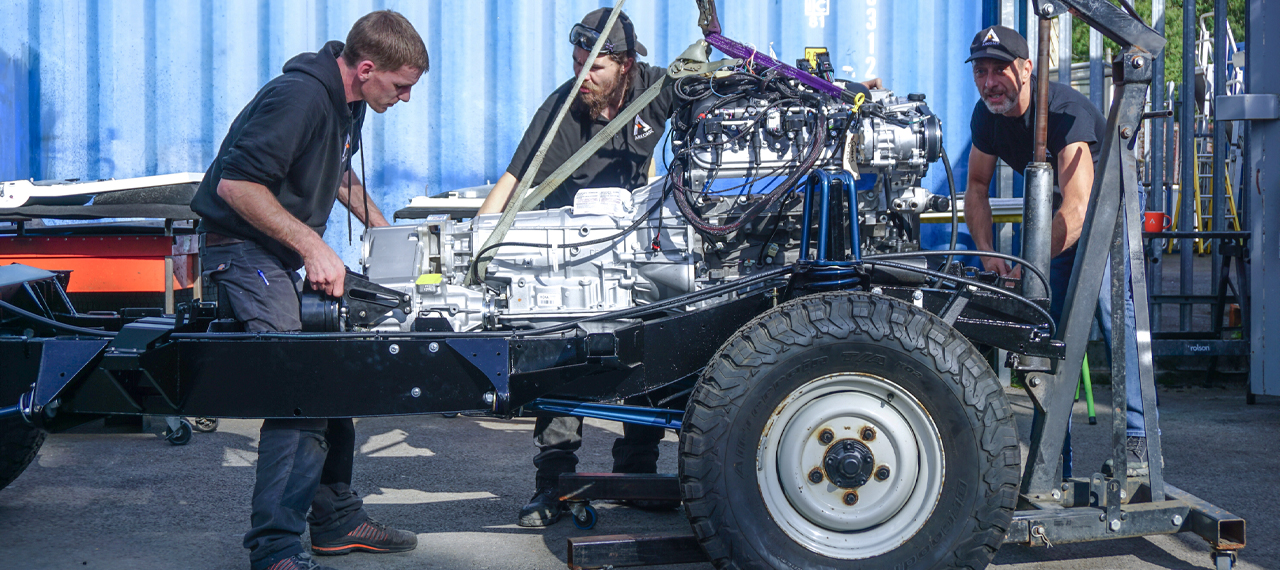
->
xmin=758 ymin=373 xmax=944 ymax=560
xmin=824 ymin=439 xmax=875 ymax=488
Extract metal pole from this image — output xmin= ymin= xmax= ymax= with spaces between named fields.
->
xmin=1179 ymin=0 xmax=1196 ymax=331
xmin=1090 ymin=28 xmax=1104 ymax=110
xmin=1021 ymin=11 xmax=1055 ymax=302
xmin=1149 ymin=0 xmax=1165 ymax=328
xmin=1210 ymin=0 xmax=1227 ymax=323
xmin=1058 ymin=13 xmax=1072 ymax=86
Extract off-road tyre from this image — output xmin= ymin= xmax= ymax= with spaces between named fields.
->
xmin=0 ymin=417 xmax=45 ymax=491
xmin=679 ymin=292 xmax=1019 ymax=569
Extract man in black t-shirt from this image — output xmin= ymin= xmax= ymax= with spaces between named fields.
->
xmin=477 ymin=8 xmax=679 ymax=528
xmin=477 ymin=9 xmax=675 ymax=215
xmin=963 ymin=25 xmax=1153 ymax=480
xmin=965 ymin=25 xmax=1105 ymax=282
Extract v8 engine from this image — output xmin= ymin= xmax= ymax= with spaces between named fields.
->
xmin=359 ymin=79 xmax=948 ymax=333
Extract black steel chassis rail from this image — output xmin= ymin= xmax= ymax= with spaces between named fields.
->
xmin=0 ymin=288 xmax=773 ymax=430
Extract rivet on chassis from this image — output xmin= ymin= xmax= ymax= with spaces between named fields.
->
xmin=429 ymin=342 xmax=440 ymax=353
xmin=875 ymin=466 xmax=891 ymax=481
xmin=809 ymin=468 xmax=824 ymax=484
xmin=843 ymin=491 xmax=858 ymax=506
xmin=818 ymin=428 xmax=834 ymax=445
xmin=860 ymin=426 xmax=876 ymax=441
xmin=410 ymin=387 xmax=421 ymax=398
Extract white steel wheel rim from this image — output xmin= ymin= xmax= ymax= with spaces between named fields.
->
xmin=756 ymin=372 xmax=944 ymax=560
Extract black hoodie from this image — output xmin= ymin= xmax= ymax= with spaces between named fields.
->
xmin=193 ymin=40 xmax=366 ymax=270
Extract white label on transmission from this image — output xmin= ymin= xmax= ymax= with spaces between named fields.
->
xmin=572 ymin=187 xmax=634 ymax=218
xmin=536 ymin=293 xmax=556 ymax=307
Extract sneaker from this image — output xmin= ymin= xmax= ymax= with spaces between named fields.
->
xmin=266 ymin=553 xmax=337 ymax=570
xmin=1125 ymin=436 xmax=1150 ymax=477
xmin=311 ymin=518 xmax=418 ymax=556
xmin=518 ymin=487 xmax=567 ymax=527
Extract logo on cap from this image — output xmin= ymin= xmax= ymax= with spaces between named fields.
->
xmin=983 ymin=29 xmax=1000 ymax=46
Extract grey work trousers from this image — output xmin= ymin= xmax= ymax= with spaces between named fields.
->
xmin=202 ymin=240 xmax=367 ymax=570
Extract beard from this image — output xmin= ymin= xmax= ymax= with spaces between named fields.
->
xmin=982 ymin=88 xmax=1017 ymax=115
xmin=572 ymin=70 xmax=628 ymax=119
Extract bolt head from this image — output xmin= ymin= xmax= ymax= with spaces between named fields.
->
xmin=860 ymin=426 xmax=876 ymax=441
xmin=819 ymin=429 xmax=834 ymax=444
xmin=411 ymin=387 xmax=422 ymax=398
xmin=1173 ymin=514 xmax=1183 ymax=526
xmin=1051 ymin=489 xmax=1062 ymax=500
xmin=911 ymin=290 xmax=923 ymax=301
xmin=429 ymin=342 xmax=440 ymax=353
xmin=1109 ymin=519 xmax=1122 ymax=531
xmin=1121 ymin=127 xmax=1134 ymax=139
xmin=389 ymin=344 xmax=400 ymax=355
xmin=1132 ymin=57 xmax=1145 ymax=68
xmin=1028 ymin=376 xmax=1042 ymax=388
xmin=809 ymin=469 xmax=824 ymax=484
xmin=874 ymin=466 xmax=891 ymax=481
xmin=843 ymin=491 xmax=858 ymax=506
xmin=482 ymin=391 xmax=496 ymax=405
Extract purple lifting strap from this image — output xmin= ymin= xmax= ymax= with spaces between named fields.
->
xmin=703 ymin=33 xmax=846 ymax=99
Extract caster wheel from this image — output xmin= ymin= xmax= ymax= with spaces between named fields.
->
xmin=190 ymin=417 xmax=219 ymax=432
xmin=572 ymin=504 xmax=597 ymax=530
xmin=166 ymin=419 xmax=193 ymax=446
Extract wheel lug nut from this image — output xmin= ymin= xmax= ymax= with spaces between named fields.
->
xmin=875 ymin=466 xmax=891 ymax=481
xmin=808 ymin=468 xmax=824 ymax=484
xmin=843 ymin=491 xmax=858 ymax=505
xmin=861 ymin=426 xmax=876 ymax=441
xmin=819 ymin=429 xmax=834 ymax=445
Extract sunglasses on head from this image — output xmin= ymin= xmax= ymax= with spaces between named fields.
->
xmin=569 ymin=23 xmax=619 ymax=54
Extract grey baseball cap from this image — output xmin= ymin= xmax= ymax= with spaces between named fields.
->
xmin=574 ymin=8 xmax=647 ymax=57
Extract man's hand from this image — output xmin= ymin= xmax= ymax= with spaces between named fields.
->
xmin=861 ymin=78 xmax=884 ymax=90
xmin=303 ymin=243 xmax=347 ymax=298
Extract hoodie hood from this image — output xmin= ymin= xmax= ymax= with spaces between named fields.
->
xmin=283 ymin=40 xmax=352 ymax=124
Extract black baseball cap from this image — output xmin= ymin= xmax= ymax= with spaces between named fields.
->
xmin=574 ymin=8 xmax=647 ymax=57
xmin=965 ymin=25 xmax=1029 ymax=63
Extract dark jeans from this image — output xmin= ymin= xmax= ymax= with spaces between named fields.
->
xmin=1039 ymin=206 xmax=1149 ymax=478
xmin=532 ymin=407 xmax=666 ymax=487
xmin=202 ymin=241 xmax=367 ymax=570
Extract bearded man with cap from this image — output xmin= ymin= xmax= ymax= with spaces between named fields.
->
xmin=476 ymin=8 xmax=680 ymax=527
xmin=963 ymin=25 xmax=1154 ymax=480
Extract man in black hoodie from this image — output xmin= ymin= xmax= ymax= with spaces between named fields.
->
xmin=191 ymin=11 xmax=427 ymax=570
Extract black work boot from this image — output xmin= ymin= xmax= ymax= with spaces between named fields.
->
xmin=311 ymin=518 xmax=417 ymax=555
xmin=518 ymin=484 xmax=567 ymax=527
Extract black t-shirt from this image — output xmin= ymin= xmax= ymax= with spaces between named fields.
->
xmin=506 ymin=62 xmax=676 ymax=209
xmin=970 ymin=76 xmax=1105 ymax=187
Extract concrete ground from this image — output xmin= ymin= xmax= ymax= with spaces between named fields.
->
xmin=0 ymin=382 xmax=1274 ymax=570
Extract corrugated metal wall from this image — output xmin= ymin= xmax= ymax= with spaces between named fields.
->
xmin=1 ymin=0 xmax=985 ymax=263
